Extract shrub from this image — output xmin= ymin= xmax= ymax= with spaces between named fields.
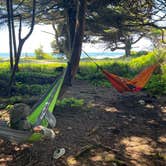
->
xmin=34 ymin=46 xmax=54 ymax=60
xmin=15 ymin=83 xmax=30 ymax=95
xmin=30 ymin=84 xmax=43 ymax=95
xmin=146 ymin=75 xmax=166 ymax=95
xmin=57 ymin=98 xmax=84 ymax=109
xmin=131 ymin=50 xmax=148 ymax=57
xmin=15 ymin=72 xmax=57 ymax=84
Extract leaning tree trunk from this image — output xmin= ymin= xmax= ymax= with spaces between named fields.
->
xmin=61 ymin=0 xmax=87 ymax=94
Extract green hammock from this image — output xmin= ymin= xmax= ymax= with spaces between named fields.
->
xmin=0 ymin=70 xmax=66 ymax=143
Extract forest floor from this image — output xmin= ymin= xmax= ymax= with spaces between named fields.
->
xmin=0 ymin=80 xmax=166 ymax=166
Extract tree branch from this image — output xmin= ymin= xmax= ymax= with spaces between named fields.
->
xmin=161 ymin=29 xmax=166 ymax=44
xmin=21 ymin=0 xmax=36 ymax=42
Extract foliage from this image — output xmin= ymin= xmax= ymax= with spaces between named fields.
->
xmin=14 ymin=83 xmax=49 ymax=95
xmin=57 ymin=97 xmax=84 ymax=109
xmin=34 ymin=46 xmax=54 ymax=60
xmin=146 ymin=75 xmax=166 ymax=95
xmin=15 ymin=72 xmax=57 ymax=84
xmin=130 ymin=51 xmax=148 ymax=57
xmin=0 ymin=61 xmax=66 ymax=73
xmin=146 ymin=28 xmax=166 ymax=48
xmin=5 ymin=104 xmax=14 ymax=110
xmin=0 ymin=95 xmax=38 ymax=107
xmin=0 ymin=62 xmax=10 ymax=71
xmin=85 ymin=1 xmax=166 ymax=56
xmin=0 ymin=71 xmax=59 ymax=84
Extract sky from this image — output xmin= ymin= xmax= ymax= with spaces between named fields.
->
xmin=0 ymin=24 xmax=152 ymax=54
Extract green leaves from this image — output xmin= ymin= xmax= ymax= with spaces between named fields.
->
xmin=57 ymin=98 xmax=84 ymax=109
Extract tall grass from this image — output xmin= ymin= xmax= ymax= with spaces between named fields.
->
xmin=0 ymin=61 xmax=66 ymax=73
xmin=19 ymin=62 xmax=66 ymax=73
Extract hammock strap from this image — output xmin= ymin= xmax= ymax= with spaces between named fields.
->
xmin=82 ymin=49 xmax=103 ymax=70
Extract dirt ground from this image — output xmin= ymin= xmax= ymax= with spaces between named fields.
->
xmin=0 ymin=80 xmax=166 ymax=166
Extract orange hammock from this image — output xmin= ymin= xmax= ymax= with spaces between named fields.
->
xmin=102 ymin=64 xmax=158 ymax=93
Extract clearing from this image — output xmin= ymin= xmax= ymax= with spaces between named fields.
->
xmin=0 ymin=80 xmax=166 ymax=166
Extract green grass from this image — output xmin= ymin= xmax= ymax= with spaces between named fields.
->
xmin=0 ymin=60 xmax=66 ymax=73
xmin=57 ymin=97 xmax=84 ymax=109
xmin=0 ymin=49 xmax=166 ymax=98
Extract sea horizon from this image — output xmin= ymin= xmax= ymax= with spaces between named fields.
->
xmin=0 ymin=51 xmax=124 ymax=59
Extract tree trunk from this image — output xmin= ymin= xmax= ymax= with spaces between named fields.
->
xmin=8 ymin=0 xmax=36 ymax=95
xmin=125 ymin=39 xmax=131 ymax=57
xmin=8 ymin=43 xmax=23 ymax=95
xmin=6 ymin=0 xmax=13 ymax=70
xmin=62 ymin=0 xmax=86 ymax=90
xmin=66 ymin=0 xmax=77 ymax=52
xmin=52 ymin=22 xmax=60 ymax=50
xmin=10 ymin=0 xmax=17 ymax=64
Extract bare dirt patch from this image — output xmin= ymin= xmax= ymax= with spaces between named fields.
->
xmin=0 ymin=80 xmax=166 ymax=166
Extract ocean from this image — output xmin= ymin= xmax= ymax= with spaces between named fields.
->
xmin=0 ymin=52 xmax=124 ymax=59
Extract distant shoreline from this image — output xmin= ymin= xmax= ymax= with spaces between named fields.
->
xmin=0 ymin=52 xmax=124 ymax=59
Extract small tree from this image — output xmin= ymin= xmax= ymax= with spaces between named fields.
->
xmin=8 ymin=0 xmax=36 ymax=95
xmin=34 ymin=45 xmax=45 ymax=59
xmin=35 ymin=45 xmax=54 ymax=60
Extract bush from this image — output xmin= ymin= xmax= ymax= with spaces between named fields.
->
xmin=14 ymin=83 xmax=30 ymax=95
xmin=146 ymin=75 xmax=166 ymax=95
xmin=12 ymin=82 xmax=50 ymax=96
xmin=57 ymin=98 xmax=84 ymax=109
xmin=15 ymin=72 xmax=57 ymax=84
xmin=131 ymin=50 xmax=148 ymax=57
xmin=35 ymin=46 xmax=54 ymax=60
xmin=30 ymin=84 xmax=43 ymax=95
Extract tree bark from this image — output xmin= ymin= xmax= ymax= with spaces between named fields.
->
xmin=62 ymin=0 xmax=87 ymax=92
xmin=10 ymin=0 xmax=17 ymax=64
xmin=8 ymin=0 xmax=36 ymax=95
xmin=66 ymin=0 xmax=77 ymax=53
xmin=6 ymin=0 xmax=13 ymax=70
xmin=8 ymin=42 xmax=24 ymax=95
xmin=125 ymin=39 xmax=131 ymax=57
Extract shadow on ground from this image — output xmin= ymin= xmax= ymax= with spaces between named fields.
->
xmin=0 ymin=80 xmax=166 ymax=166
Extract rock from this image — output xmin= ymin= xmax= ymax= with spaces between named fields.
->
xmin=10 ymin=103 xmax=32 ymax=130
